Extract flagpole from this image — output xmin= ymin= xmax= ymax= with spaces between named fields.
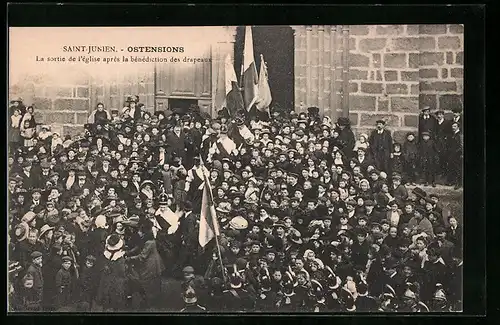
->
xmin=239 ymin=26 xmax=245 ymax=88
xmin=201 ymin=162 xmax=227 ymax=283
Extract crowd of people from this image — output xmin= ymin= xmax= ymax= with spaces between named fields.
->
xmin=8 ymin=95 xmax=463 ymax=313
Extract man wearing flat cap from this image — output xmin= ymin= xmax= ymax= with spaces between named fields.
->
xmin=369 ymin=120 xmax=393 ymax=173
xmin=418 ymin=106 xmax=437 ymax=141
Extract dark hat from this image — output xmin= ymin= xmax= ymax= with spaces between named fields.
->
xmin=62 ymin=256 xmax=72 ymax=263
xmin=182 ymin=266 xmax=195 ymax=274
xmin=86 ymin=255 xmax=96 ymax=262
xmin=375 ymin=119 xmax=386 ymax=125
xmin=421 ymin=106 xmax=431 ymax=112
xmin=392 ymin=173 xmax=402 ymax=180
xmin=364 ymin=199 xmax=375 ymax=206
xmin=105 ymin=234 xmax=124 ymax=251
xmin=383 ymin=257 xmax=400 ymax=270
xmin=388 ymin=200 xmax=399 ymax=207
xmin=125 ymin=96 xmax=138 ymax=103
xmin=412 ymin=187 xmax=427 ymax=199
xmin=451 ymin=106 xmax=462 ymax=113
xmin=421 ymin=131 xmax=431 ymax=136
xmin=345 ymin=199 xmax=356 ymax=206
xmin=31 ymin=251 xmax=43 ymax=259
xmin=337 ymin=117 xmax=351 ymax=126
xmin=435 ymin=110 xmax=445 ymax=115
xmin=357 ymin=215 xmax=368 ymax=222
xmin=435 ymin=226 xmax=446 ymax=234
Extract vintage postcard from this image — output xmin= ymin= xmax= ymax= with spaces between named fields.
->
xmin=8 ymin=25 xmax=463 ymax=313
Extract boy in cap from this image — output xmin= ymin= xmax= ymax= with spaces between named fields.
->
xmin=24 ymin=251 xmax=44 ymax=308
xmin=402 ymin=132 xmax=418 ymax=186
xmin=78 ymin=255 xmax=99 ymax=311
xmin=55 ymin=256 xmax=76 ymax=310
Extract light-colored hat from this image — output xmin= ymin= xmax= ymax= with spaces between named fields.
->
xmin=229 ymin=216 xmax=248 ymax=230
xmin=38 ymin=224 xmax=54 ymax=239
xmin=14 ymin=222 xmax=30 ymax=242
xmin=95 ymin=215 xmax=108 ymax=229
xmin=21 ymin=211 xmax=37 ymax=224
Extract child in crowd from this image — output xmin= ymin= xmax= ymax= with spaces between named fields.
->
xmin=20 ymin=120 xmax=36 ymax=148
xmin=402 ymin=132 xmax=418 ymax=186
xmin=353 ymin=133 xmax=369 ymax=153
xmin=390 ymin=143 xmax=404 ymax=178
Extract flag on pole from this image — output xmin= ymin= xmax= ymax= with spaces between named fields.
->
xmin=198 ymin=174 xmax=221 ymax=247
xmin=256 ymin=54 xmax=272 ymax=112
xmin=224 ymin=54 xmax=244 ymax=117
xmin=241 ymin=26 xmax=259 ymax=111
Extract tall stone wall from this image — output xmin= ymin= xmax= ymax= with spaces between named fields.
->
xmin=348 ymin=24 xmax=464 ymax=142
xmin=10 ymin=25 xmax=463 ymax=141
xmin=9 ymin=68 xmax=155 ymax=137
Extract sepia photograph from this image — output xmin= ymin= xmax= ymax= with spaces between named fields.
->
xmin=8 ymin=24 xmax=464 ymax=313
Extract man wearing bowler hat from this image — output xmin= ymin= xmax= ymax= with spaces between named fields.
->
xmin=368 ymin=119 xmax=393 ymax=174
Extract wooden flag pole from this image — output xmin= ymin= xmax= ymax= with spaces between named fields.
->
xmin=202 ymin=168 xmax=227 ymax=283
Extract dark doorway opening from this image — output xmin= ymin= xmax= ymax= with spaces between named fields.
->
xmin=168 ymin=98 xmax=197 ymax=112
xmin=234 ymin=26 xmax=295 ymax=112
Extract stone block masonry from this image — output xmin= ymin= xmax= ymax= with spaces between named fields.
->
xmin=10 ymin=67 xmax=156 ymax=138
xmin=348 ymin=24 xmax=463 ymax=143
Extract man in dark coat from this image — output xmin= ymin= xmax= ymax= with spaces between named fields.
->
xmin=176 ymin=202 xmax=200 ymax=273
xmin=20 ymin=161 xmax=38 ymax=191
xmin=450 ymin=106 xmax=463 ymax=131
xmin=418 ymin=106 xmax=437 ymax=141
xmin=355 ymin=280 xmax=378 ymax=312
xmin=126 ymin=229 xmax=166 ymax=310
xmin=350 ymin=229 xmax=370 ymax=272
xmin=420 ymin=247 xmax=450 ymax=303
xmin=221 ymin=273 xmax=256 ymax=312
xmin=335 ymin=117 xmax=356 ymax=159
xmin=419 ymin=132 xmax=437 ymax=187
xmin=369 ymin=120 xmax=393 ymax=173
xmin=166 ymin=124 xmax=187 ymax=163
xmin=434 ymin=110 xmax=450 ymax=181
xmin=447 ymin=122 xmax=463 ymax=189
